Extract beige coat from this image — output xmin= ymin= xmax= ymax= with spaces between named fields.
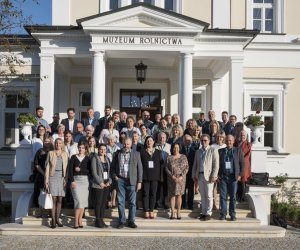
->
xmin=192 ymin=146 xmax=219 ymax=181
xmin=44 ymin=150 xmax=69 ymax=184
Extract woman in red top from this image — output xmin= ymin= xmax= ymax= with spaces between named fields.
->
xmin=237 ymin=130 xmax=251 ymax=202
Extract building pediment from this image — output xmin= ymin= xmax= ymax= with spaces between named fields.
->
xmin=77 ymin=3 xmax=209 ymax=34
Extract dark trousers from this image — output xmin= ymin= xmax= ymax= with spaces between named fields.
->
xmin=220 ymin=174 xmax=237 ymax=218
xmin=182 ymin=174 xmax=194 ymax=209
xmin=33 ymin=173 xmax=44 ymax=207
xmin=156 ymin=171 xmax=168 ymax=206
xmin=91 ymin=187 xmax=109 ymax=219
xmin=142 ymin=180 xmax=158 ymax=212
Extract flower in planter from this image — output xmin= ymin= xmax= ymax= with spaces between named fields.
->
xmin=243 ymin=110 xmax=264 ymax=128
xmin=17 ymin=113 xmax=38 ymax=126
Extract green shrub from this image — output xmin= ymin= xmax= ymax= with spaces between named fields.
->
xmin=295 ymin=209 xmax=300 ymax=223
xmin=277 ymin=203 xmax=289 ymax=218
xmin=287 ymin=206 xmax=297 ymax=221
xmin=271 ymin=201 xmax=279 ymax=213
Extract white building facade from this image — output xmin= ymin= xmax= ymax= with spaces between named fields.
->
xmin=1 ymin=0 xmax=300 ymax=183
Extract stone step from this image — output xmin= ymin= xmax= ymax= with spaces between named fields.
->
xmin=0 ymin=223 xmax=286 ymax=238
xmin=29 ymin=207 xmax=253 ymax=219
xmin=22 ymin=216 xmax=261 ymax=228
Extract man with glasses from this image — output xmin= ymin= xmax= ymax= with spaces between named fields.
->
xmin=218 ymin=135 xmax=244 ymax=221
xmin=142 ymin=110 xmax=153 ymax=129
xmin=192 ymin=134 xmax=219 ymax=221
xmin=224 ymin=115 xmax=237 ymax=136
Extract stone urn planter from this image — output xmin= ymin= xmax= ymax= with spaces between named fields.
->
xmin=248 ymin=125 xmax=265 ymax=146
xmin=20 ymin=122 xmax=34 ymax=141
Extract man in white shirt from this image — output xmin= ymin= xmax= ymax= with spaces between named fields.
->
xmin=192 ymin=134 xmax=219 ymax=221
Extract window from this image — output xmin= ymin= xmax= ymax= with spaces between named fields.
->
xmin=144 ymin=0 xmax=154 ymax=5
xmin=79 ymin=92 xmax=91 ymax=120
xmin=132 ymin=0 xmax=140 ymax=3
xmin=247 ymin=0 xmax=283 ymax=33
xmin=121 ymin=90 xmax=160 ymax=108
xmin=165 ymin=0 xmax=174 ymax=11
xmin=3 ymin=92 xmax=32 ymax=145
xmin=253 ymin=0 xmax=274 ymax=32
xmin=110 ymin=0 xmax=120 ymax=10
xmin=251 ymin=97 xmax=274 ymax=147
xmin=244 ymin=79 xmax=289 ymax=152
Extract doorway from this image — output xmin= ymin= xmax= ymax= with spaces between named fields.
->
xmin=120 ymin=89 xmax=162 ymax=120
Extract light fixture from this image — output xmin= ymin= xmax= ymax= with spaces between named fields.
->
xmin=135 ymin=61 xmax=147 ymax=84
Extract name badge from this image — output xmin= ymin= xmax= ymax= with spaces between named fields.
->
xmin=124 ymin=164 xmax=129 ymax=172
xmin=103 ymin=172 xmax=108 ymax=180
xmin=225 ymin=161 xmax=231 ymax=170
xmin=148 ymin=161 xmax=154 ymax=168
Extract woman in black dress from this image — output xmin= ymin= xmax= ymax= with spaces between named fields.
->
xmin=140 ymin=136 xmax=164 ymax=219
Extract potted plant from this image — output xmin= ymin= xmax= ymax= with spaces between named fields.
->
xmin=17 ymin=113 xmax=38 ymax=141
xmin=17 ymin=113 xmax=38 ymax=126
xmin=244 ymin=110 xmax=265 ymax=145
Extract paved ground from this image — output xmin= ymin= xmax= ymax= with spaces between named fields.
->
xmin=0 ymin=226 xmax=299 ymax=250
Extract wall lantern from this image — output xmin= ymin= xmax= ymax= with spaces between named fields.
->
xmin=135 ymin=61 xmax=147 ymax=84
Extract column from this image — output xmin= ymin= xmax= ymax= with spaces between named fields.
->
xmin=39 ymin=54 xmax=55 ymax=122
xmin=211 ymin=78 xmax=223 ymax=117
xmin=91 ymin=51 xmax=106 ymax=115
xmin=229 ymin=56 xmax=244 ymax=121
xmin=179 ymin=53 xmax=193 ymax=123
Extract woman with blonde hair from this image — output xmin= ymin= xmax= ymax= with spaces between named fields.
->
xmin=52 ymin=124 xmax=65 ymax=142
xmin=209 ymin=120 xmax=220 ymax=145
xmin=192 ymin=125 xmax=202 ymax=149
xmin=44 ymin=138 xmax=68 ymax=228
xmin=167 ymin=124 xmax=184 ymax=146
xmin=184 ymin=119 xmax=197 ymax=137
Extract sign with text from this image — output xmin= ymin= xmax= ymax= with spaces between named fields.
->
xmin=101 ymin=36 xmax=183 ymax=45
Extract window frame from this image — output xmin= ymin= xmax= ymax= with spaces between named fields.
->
xmin=0 ymin=83 xmax=36 ymax=147
xmin=244 ymin=79 xmax=289 ymax=153
xmin=246 ymin=0 xmax=284 ymax=33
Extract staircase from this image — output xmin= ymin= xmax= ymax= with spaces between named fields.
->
xmin=0 ymin=201 xmax=285 ymax=237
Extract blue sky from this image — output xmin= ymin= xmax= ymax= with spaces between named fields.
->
xmin=14 ymin=0 xmax=52 ymax=34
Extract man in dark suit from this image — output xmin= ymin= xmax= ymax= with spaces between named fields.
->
xmin=202 ymin=110 xmax=222 ymax=134
xmin=60 ymin=107 xmax=80 ymax=134
xmin=181 ymin=134 xmax=197 ymax=210
xmin=111 ymin=138 xmax=143 ymax=229
xmin=95 ymin=105 xmax=112 ymax=138
xmin=223 ymin=115 xmax=237 ymax=136
xmin=218 ymin=135 xmax=244 ymax=221
xmin=81 ymin=107 xmax=99 ymax=131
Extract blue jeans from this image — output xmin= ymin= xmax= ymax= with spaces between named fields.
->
xmin=219 ymin=174 xmax=237 ymax=218
xmin=117 ymin=178 xmax=137 ymax=224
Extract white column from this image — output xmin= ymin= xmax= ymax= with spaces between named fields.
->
xmin=211 ymin=78 xmax=223 ymax=117
xmin=91 ymin=51 xmax=106 ymax=115
xmin=39 ymin=54 xmax=55 ymax=122
xmin=179 ymin=53 xmax=193 ymax=123
xmin=212 ymin=0 xmax=230 ymax=28
xmin=229 ymin=56 xmax=244 ymax=121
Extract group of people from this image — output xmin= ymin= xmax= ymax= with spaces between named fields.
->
xmin=30 ymin=105 xmax=251 ymax=229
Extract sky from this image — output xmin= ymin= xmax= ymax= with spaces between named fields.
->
xmin=13 ymin=0 xmax=52 ymax=34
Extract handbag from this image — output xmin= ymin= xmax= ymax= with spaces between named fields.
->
xmin=249 ymin=172 xmax=269 ymax=186
xmin=38 ymin=188 xmax=53 ymax=209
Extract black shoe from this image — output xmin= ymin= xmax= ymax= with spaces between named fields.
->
xmin=51 ymin=220 xmax=56 ymax=229
xmin=204 ymin=215 xmax=211 ymax=221
xmin=117 ymin=223 xmax=125 ymax=229
xmin=230 ymin=216 xmax=237 ymax=221
xmin=127 ymin=221 xmax=138 ymax=228
xmin=79 ymin=225 xmax=84 ymax=228
xmin=199 ymin=214 xmax=206 ymax=221
xmin=100 ymin=219 xmax=109 ymax=228
xmin=56 ymin=220 xmax=63 ymax=227
xmin=219 ymin=215 xmax=226 ymax=220
xmin=74 ymin=226 xmax=79 ymax=229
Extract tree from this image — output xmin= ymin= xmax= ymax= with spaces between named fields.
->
xmin=0 ymin=0 xmax=38 ymax=85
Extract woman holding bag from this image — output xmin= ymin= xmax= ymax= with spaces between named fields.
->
xmin=90 ymin=143 xmax=112 ymax=228
xmin=44 ymin=138 xmax=69 ymax=228
xmin=68 ymin=142 xmax=90 ymax=229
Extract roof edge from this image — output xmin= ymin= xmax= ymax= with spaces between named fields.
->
xmin=77 ymin=2 xmax=209 ymax=28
